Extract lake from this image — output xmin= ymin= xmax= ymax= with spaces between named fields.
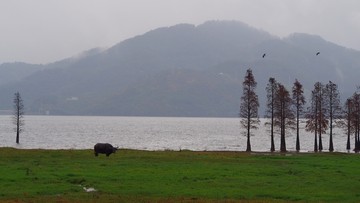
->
xmin=0 ymin=115 xmax=351 ymax=152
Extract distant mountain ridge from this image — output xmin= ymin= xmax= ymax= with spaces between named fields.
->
xmin=0 ymin=20 xmax=359 ymax=116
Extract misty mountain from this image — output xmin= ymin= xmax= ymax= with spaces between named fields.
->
xmin=0 ymin=62 xmax=43 ymax=86
xmin=0 ymin=20 xmax=360 ymax=117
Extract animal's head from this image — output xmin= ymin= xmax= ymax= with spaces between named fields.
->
xmin=112 ymin=146 xmax=118 ymax=153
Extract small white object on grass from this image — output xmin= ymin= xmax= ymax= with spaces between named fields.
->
xmin=83 ymin=187 xmax=97 ymax=192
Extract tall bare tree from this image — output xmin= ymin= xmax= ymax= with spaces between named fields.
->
xmin=265 ymin=77 xmax=277 ymax=152
xmin=306 ymin=82 xmax=328 ymax=152
xmin=292 ymin=79 xmax=306 ymax=152
xmin=306 ymin=90 xmax=318 ymax=152
xmin=273 ymin=83 xmax=295 ymax=152
xmin=240 ymin=69 xmax=260 ymax=152
xmin=351 ymin=93 xmax=360 ymax=152
xmin=13 ymin=92 xmax=25 ymax=144
xmin=324 ymin=81 xmax=341 ymax=152
xmin=341 ymin=98 xmax=354 ymax=151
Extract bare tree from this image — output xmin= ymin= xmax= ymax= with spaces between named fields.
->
xmin=351 ymin=93 xmax=360 ymax=152
xmin=340 ymin=98 xmax=354 ymax=151
xmin=273 ymin=83 xmax=295 ymax=152
xmin=306 ymin=82 xmax=328 ymax=152
xmin=13 ymin=92 xmax=25 ymax=144
xmin=324 ymin=81 xmax=342 ymax=152
xmin=306 ymin=90 xmax=318 ymax=152
xmin=265 ymin=77 xmax=277 ymax=152
xmin=292 ymin=79 xmax=306 ymax=152
xmin=239 ymin=69 xmax=260 ymax=152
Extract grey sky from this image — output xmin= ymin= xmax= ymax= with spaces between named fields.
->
xmin=1 ymin=0 xmax=360 ymax=64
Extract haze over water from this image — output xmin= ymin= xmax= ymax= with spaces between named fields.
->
xmin=0 ymin=116 xmax=350 ymax=153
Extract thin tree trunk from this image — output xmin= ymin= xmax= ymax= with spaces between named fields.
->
xmin=358 ymin=134 xmax=360 ymax=152
xmin=358 ymin=123 xmax=360 ymax=152
xmin=246 ymin=134 xmax=251 ymax=152
xmin=280 ymin=106 xmax=286 ymax=152
xmin=354 ymin=127 xmax=360 ymax=153
xmin=329 ymin=98 xmax=334 ymax=152
xmin=270 ymin=109 xmax=275 ymax=152
xmin=281 ymin=130 xmax=286 ymax=152
xmin=296 ymin=108 xmax=300 ymax=152
xmin=319 ymin=88 xmax=323 ymax=152
xmin=314 ymin=99 xmax=318 ymax=152
xmin=355 ymin=131 xmax=359 ymax=153
xmin=346 ymin=118 xmax=351 ymax=151
xmin=358 ymin=132 xmax=360 ymax=152
xmin=314 ymin=107 xmax=318 ymax=152
xmin=319 ymin=132 xmax=323 ymax=152
xmin=246 ymin=119 xmax=251 ymax=152
xmin=319 ymin=112 xmax=323 ymax=151
xmin=246 ymin=106 xmax=251 ymax=152
xmin=356 ymin=120 xmax=360 ymax=152
xmin=16 ymin=105 xmax=20 ymax=144
xmin=329 ymin=132 xmax=334 ymax=152
xmin=16 ymin=130 xmax=19 ymax=144
xmin=314 ymin=130 xmax=318 ymax=152
xmin=280 ymin=129 xmax=286 ymax=152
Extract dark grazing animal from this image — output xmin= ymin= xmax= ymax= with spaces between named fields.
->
xmin=94 ymin=143 xmax=117 ymax=157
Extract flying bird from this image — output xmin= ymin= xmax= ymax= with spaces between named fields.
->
xmin=316 ymin=52 xmax=320 ymax=56
xmin=262 ymin=53 xmax=266 ymax=58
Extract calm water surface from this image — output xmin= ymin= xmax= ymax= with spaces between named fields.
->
xmin=0 ymin=115 xmax=351 ymax=152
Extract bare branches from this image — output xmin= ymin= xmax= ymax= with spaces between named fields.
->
xmin=13 ymin=92 xmax=25 ymax=144
xmin=305 ymin=82 xmax=329 ymax=152
xmin=342 ymin=93 xmax=360 ymax=152
xmin=292 ymin=79 xmax=306 ymax=152
xmin=273 ymin=83 xmax=295 ymax=152
xmin=239 ymin=69 xmax=259 ymax=152
xmin=265 ymin=77 xmax=277 ymax=152
xmin=324 ymin=81 xmax=342 ymax=152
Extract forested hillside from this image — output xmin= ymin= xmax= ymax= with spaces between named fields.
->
xmin=0 ymin=21 xmax=359 ymax=116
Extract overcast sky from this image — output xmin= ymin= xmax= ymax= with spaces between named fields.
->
xmin=1 ymin=0 xmax=360 ymax=64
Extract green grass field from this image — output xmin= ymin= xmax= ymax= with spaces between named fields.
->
xmin=0 ymin=148 xmax=359 ymax=202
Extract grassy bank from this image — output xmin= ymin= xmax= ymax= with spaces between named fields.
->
xmin=0 ymin=148 xmax=359 ymax=202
